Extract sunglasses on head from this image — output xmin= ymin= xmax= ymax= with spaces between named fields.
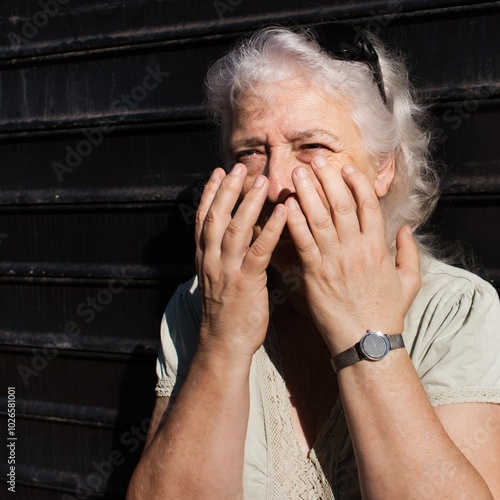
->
xmin=309 ymin=22 xmax=388 ymax=106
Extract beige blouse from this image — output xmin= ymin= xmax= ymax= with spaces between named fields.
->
xmin=155 ymin=256 xmax=500 ymax=499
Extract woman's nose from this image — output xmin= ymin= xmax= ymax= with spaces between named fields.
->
xmin=265 ymin=155 xmax=297 ymax=204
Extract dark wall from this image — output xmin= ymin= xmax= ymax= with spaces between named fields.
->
xmin=0 ymin=1 xmax=499 ymax=498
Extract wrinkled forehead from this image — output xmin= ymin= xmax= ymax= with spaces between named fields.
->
xmin=228 ymin=77 xmax=351 ymax=134
xmin=219 ymin=70 xmax=361 ymax=164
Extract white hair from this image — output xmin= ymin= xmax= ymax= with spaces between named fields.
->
xmin=204 ymin=26 xmax=440 ymax=248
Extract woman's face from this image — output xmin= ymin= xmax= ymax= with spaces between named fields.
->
xmin=228 ymin=78 xmax=389 ymax=273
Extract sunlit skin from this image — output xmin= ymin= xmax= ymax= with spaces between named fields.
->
xmin=192 ymin=75 xmax=418 ymax=459
xmin=228 ymin=78 xmax=395 ymax=277
xmin=127 ymin=76 xmax=500 ymax=500
xmin=189 ymin=77 xmax=407 ymax=453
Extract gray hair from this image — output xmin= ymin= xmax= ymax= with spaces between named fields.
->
xmin=204 ymin=26 xmax=440 ymax=248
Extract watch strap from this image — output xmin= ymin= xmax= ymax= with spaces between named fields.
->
xmin=331 ymin=333 xmax=404 ymax=372
xmin=388 ymin=333 xmax=405 ymax=350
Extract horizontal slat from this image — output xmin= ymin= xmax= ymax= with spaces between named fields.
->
xmin=0 ymin=110 xmax=207 ymax=139
xmin=427 ymin=196 xmax=500 ymax=283
xmin=0 ymin=262 xmax=193 ymax=283
xmin=0 ymin=463 xmax=127 ymax=498
xmin=0 ymin=104 xmax=207 ymax=135
xmin=0 ymin=210 xmax=196 ymax=266
xmin=0 ymin=124 xmax=215 ymax=203
xmin=0 ymin=279 xmax=181 ymax=343
xmin=0 ymin=397 xmax=149 ymax=428
xmin=0 ymin=350 xmax=157 ymax=410
xmin=0 ymin=9 xmax=499 ymax=132
xmin=0 ymin=0 xmax=496 ymax=62
xmin=0 ymin=330 xmax=159 ymax=356
xmin=0 ymin=52 xmax=213 ymax=129
xmin=434 ymin=99 xmax=500 ymax=195
xmin=0 ymin=357 xmax=155 ymax=494
xmin=0 ymin=189 xmax=190 ymax=208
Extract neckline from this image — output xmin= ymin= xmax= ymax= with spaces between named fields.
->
xmin=266 ymin=318 xmax=342 ymax=459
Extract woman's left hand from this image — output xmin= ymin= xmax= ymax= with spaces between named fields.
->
xmin=285 ymin=156 xmax=421 ymax=356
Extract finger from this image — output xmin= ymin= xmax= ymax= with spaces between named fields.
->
xmin=395 ymin=226 xmax=421 ymax=303
xmin=340 ymin=164 xmax=385 ymax=240
xmin=291 ymin=165 xmax=339 ymax=248
xmin=310 ymin=156 xmax=361 ymax=241
xmin=194 ymin=168 xmax=226 ymax=250
xmin=241 ymin=203 xmax=287 ymax=275
xmin=200 ymin=163 xmax=247 ymax=253
xmin=284 ymin=196 xmax=322 ymax=269
xmin=221 ymin=175 xmax=269 ymax=261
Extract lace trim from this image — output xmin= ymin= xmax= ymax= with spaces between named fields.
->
xmin=257 ymin=322 xmax=344 ymax=499
xmin=428 ymin=388 xmax=500 ymax=406
xmin=155 ymin=379 xmax=174 ymax=397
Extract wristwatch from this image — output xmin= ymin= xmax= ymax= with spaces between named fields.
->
xmin=331 ymin=330 xmax=405 ymax=372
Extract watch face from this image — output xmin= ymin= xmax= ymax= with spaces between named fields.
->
xmin=360 ymin=331 xmax=390 ymax=360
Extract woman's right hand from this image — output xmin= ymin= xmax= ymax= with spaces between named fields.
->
xmin=195 ymin=164 xmax=287 ymax=359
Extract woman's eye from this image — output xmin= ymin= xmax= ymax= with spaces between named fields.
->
xmin=236 ymin=149 xmax=259 ymax=160
xmin=302 ymin=143 xmax=328 ymax=151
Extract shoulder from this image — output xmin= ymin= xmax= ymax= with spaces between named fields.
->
xmin=156 ymin=276 xmax=202 ymax=396
xmin=408 ymin=255 xmax=500 ymax=329
xmin=420 ymin=255 xmax=497 ymax=300
xmin=162 ymin=275 xmax=201 ymax=350
xmin=165 ymin=275 xmax=202 ymax=324
xmin=405 ymin=253 xmax=500 ymax=361
xmin=406 ymin=255 xmax=500 ymax=405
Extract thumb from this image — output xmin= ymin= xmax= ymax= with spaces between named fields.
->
xmin=395 ymin=226 xmax=421 ymax=302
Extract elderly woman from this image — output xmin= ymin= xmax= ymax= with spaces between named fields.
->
xmin=127 ymin=23 xmax=500 ymax=499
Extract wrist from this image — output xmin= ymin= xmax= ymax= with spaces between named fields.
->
xmin=196 ymin=335 xmax=255 ymax=374
xmin=199 ymin=320 xmax=265 ymax=358
xmin=324 ymin=318 xmax=405 ymax=357
xmin=331 ymin=330 xmax=405 ymax=372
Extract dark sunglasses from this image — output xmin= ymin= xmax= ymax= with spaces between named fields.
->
xmin=309 ymin=22 xmax=388 ymax=106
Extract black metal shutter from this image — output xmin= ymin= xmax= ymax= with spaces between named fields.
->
xmin=0 ymin=1 xmax=498 ymax=498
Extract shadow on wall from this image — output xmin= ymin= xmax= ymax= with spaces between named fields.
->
xmin=102 ymin=178 xmax=207 ymax=498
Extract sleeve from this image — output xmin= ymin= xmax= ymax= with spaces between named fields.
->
xmin=155 ymin=276 xmax=202 ymax=398
xmin=406 ymin=269 xmax=500 ymax=407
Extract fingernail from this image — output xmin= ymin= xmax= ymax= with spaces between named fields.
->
xmin=405 ymin=226 xmax=413 ymax=235
xmin=274 ymin=205 xmax=285 ymax=217
xmin=254 ymin=176 xmax=265 ymax=188
xmin=295 ymin=167 xmax=308 ymax=179
xmin=342 ymin=164 xmax=355 ymax=174
xmin=313 ymin=156 xmax=327 ymax=168
xmin=231 ymin=164 xmax=243 ymax=176
xmin=287 ymin=198 xmax=300 ymax=211
xmin=211 ymin=168 xmax=223 ymax=180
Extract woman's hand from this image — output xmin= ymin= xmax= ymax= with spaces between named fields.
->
xmin=285 ymin=156 xmax=421 ymax=356
xmin=195 ymin=164 xmax=287 ymax=358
